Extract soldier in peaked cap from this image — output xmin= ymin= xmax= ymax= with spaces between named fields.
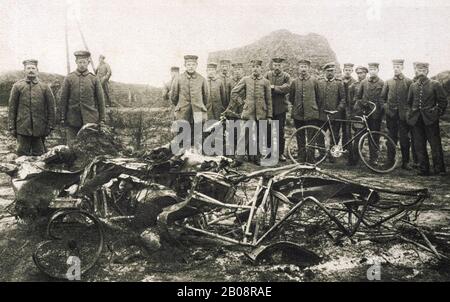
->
xmin=407 ymin=62 xmax=447 ymax=176
xmin=171 ymin=55 xmax=209 ymax=151
xmin=355 ymin=62 xmax=384 ymax=163
xmin=341 ymin=63 xmax=356 ymax=164
xmin=8 ymin=59 xmax=56 ymax=156
xmin=60 ymin=50 xmax=106 ymax=144
xmin=205 ymin=62 xmax=226 ymax=120
xmin=219 ymin=59 xmax=233 ymax=109
xmin=317 ymin=62 xmax=346 ymax=163
xmin=228 ymin=59 xmax=273 ymax=165
xmin=223 ymin=62 xmax=246 ymax=157
xmin=225 ymin=62 xmax=247 ymax=117
xmin=288 ymin=58 xmax=321 ymax=163
xmin=380 ymin=59 xmax=416 ymax=170
xmin=297 ymin=59 xmax=311 ymax=67
xmin=231 ymin=62 xmax=245 ymax=88
xmin=264 ymin=57 xmax=291 ymax=161
xmin=342 ymin=63 xmax=356 ymax=109
xmin=347 ymin=65 xmax=368 ymax=165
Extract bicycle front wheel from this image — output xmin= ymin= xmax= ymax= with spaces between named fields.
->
xmin=358 ymin=131 xmax=399 ymax=173
xmin=287 ymin=125 xmax=328 ymax=165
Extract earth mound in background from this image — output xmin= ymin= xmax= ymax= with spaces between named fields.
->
xmin=208 ymin=29 xmax=338 ymax=76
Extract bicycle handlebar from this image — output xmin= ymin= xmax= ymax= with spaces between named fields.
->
xmin=354 ymin=101 xmax=377 ymax=120
xmin=366 ymin=101 xmax=377 ymax=118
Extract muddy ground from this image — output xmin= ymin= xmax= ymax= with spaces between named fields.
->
xmin=1 ymin=109 xmax=450 ymax=282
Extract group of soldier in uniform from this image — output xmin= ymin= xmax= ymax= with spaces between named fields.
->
xmin=8 ymin=51 xmax=110 ymax=155
xmin=7 ymin=51 xmax=448 ymax=176
xmin=163 ymin=55 xmax=447 ymax=176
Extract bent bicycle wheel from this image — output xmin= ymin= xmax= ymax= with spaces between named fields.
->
xmin=287 ymin=125 xmax=328 ymax=165
xmin=358 ymin=131 xmax=399 ymax=173
xmin=33 ymin=209 xmax=104 ymax=280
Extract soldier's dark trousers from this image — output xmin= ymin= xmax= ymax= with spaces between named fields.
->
xmin=268 ymin=112 xmax=286 ymax=155
xmin=328 ymin=120 xmax=342 ymax=146
xmin=102 ymin=81 xmax=111 ymax=107
xmin=412 ymin=116 xmax=446 ymax=174
xmin=16 ymin=135 xmax=45 ymax=156
xmin=345 ymin=112 xmax=359 ymax=164
xmin=342 ymin=111 xmax=350 ymax=152
xmin=367 ymin=117 xmax=382 ymax=161
xmin=386 ymin=115 xmax=417 ymax=165
xmin=236 ymin=120 xmax=264 ymax=162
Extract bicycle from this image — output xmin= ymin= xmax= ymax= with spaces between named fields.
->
xmin=287 ymin=101 xmax=399 ymax=173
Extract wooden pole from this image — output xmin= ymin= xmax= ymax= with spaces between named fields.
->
xmin=75 ymin=17 xmax=96 ymax=72
xmin=64 ymin=4 xmax=71 ymax=74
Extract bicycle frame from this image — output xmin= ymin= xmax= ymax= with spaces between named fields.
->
xmin=306 ymin=101 xmax=379 ymax=153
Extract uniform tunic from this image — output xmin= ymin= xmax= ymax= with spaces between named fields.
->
xmin=206 ymin=76 xmax=226 ymax=120
xmin=60 ymin=69 xmax=106 ymax=128
xmin=171 ymin=71 xmax=209 ymax=123
xmin=8 ymin=78 xmax=56 ymax=137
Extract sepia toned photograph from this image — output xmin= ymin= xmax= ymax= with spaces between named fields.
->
xmin=0 ymin=0 xmax=449 ymax=286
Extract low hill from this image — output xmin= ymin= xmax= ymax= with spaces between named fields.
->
xmin=0 ymin=70 xmax=164 ymax=108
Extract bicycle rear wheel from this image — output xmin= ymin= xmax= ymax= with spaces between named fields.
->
xmin=358 ymin=131 xmax=399 ymax=173
xmin=287 ymin=125 xmax=328 ymax=165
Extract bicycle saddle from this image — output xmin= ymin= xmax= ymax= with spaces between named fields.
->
xmin=324 ymin=110 xmax=339 ymax=115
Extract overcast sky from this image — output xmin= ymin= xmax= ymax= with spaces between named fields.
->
xmin=1 ymin=0 xmax=449 ymax=86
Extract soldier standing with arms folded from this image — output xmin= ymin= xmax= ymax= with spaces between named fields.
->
xmin=264 ymin=57 xmax=291 ymax=162
xmin=8 ymin=59 xmax=56 ymax=156
xmin=60 ymin=51 xmax=106 ymax=144
xmin=407 ymin=62 xmax=447 ymax=176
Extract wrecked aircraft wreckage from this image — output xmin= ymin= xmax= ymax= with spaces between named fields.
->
xmin=0 ymin=124 xmax=448 ymax=279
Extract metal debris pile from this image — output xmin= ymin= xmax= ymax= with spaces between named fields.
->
xmin=1 ymin=129 xmax=449 ymax=280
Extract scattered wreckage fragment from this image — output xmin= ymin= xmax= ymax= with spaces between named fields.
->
xmin=0 ymin=141 xmax=446 ymax=280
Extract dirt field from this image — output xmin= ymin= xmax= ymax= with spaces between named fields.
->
xmin=1 ymin=108 xmax=450 ymax=282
